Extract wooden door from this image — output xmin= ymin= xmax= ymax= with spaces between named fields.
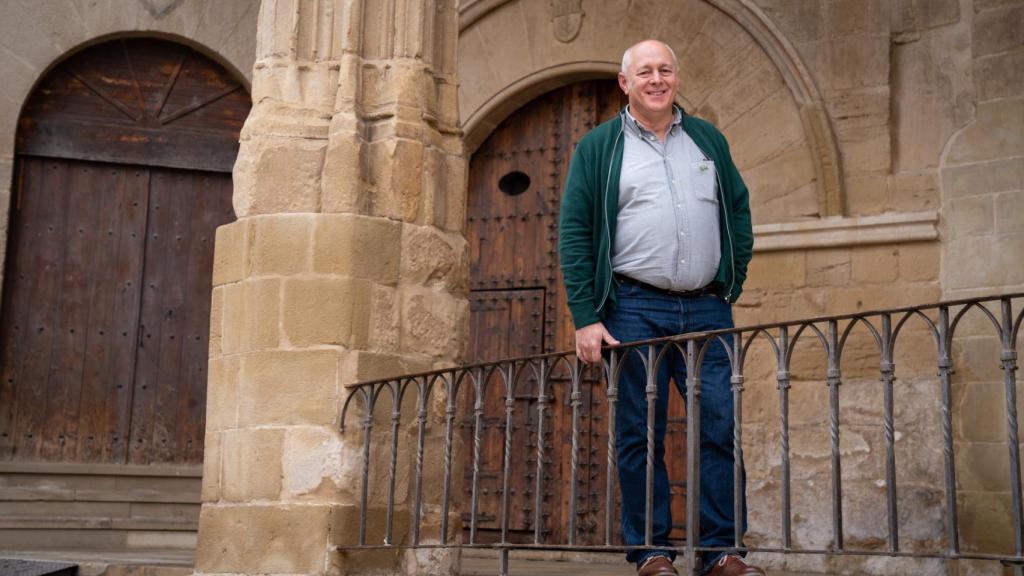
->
xmin=465 ymin=80 xmax=689 ymax=545
xmin=0 ymin=38 xmax=249 ymax=466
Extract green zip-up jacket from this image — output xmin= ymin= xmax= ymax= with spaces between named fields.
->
xmin=558 ymin=108 xmax=754 ymax=329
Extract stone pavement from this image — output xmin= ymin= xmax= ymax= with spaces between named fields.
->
xmin=460 ymin=551 xmax=824 ymax=576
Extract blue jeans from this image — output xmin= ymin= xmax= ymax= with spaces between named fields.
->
xmin=603 ymin=281 xmax=747 ymax=570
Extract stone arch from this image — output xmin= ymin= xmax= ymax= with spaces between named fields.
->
xmin=458 ymin=0 xmax=843 ymax=222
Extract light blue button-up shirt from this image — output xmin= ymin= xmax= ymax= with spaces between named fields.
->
xmin=612 ymin=107 xmax=721 ymax=292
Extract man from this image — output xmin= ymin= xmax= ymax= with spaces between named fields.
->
xmin=558 ymin=40 xmax=760 ymax=576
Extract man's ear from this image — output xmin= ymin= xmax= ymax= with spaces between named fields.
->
xmin=618 ymin=73 xmax=630 ymax=95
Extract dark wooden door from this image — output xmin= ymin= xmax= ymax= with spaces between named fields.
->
xmin=0 ymin=38 xmax=249 ymax=466
xmin=465 ymin=80 xmax=689 ymax=545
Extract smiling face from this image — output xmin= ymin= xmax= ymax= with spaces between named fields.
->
xmin=618 ymin=41 xmax=678 ymax=125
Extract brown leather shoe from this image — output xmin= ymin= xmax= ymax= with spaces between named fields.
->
xmin=705 ymin=555 xmax=766 ymax=576
xmin=637 ymin=555 xmax=678 ymax=576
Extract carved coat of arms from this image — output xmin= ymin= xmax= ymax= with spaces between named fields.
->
xmin=552 ymin=0 xmax=585 ymax=43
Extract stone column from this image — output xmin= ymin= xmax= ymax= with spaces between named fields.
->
xmin=194 ymin=1 xmax=466 ymax=575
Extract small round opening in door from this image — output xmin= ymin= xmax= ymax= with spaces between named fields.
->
xmin=498 ymin=171 xmax=531 ymax=196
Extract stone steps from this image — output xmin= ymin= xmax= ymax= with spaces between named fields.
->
xmin=0 ymin=463 xmax=200 ymax=553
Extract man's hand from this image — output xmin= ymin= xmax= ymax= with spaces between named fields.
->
xmin=575 ymin=322 xmax=620 ymax=364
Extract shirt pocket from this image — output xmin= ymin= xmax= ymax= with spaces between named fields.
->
xmin=691 ymin=160 xmax=718 ymax=203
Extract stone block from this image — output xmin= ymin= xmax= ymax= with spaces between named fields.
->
xmin=201 ymin=430 xmax=222 ymax=503
xmin=806 ymin=248 xmax=852 ymax=287
xmin=844 ymin=174 xmax=890 ymax=216
xmin=722 ymin=89 xmax=806 ymax=170
xmin=974 ymin=50 xmax=1024 ymax=102
xmin=821 ymin=36 xmax=890 ymax=90
xmin=957 ymin=382 xmax=1010 ymax=442
xmin=235 ymin=134 xmax=324 ymax=214
xmin=338 ymin=350 xmax=434 ymax=385
xmin=943 ymin=235 xmax=1004 ymax=291
xmin=995 ymin=191 xmax=1024 ymax=235
xmin=942 ymin=157 xmax=1024 ymax=199
xmin=825 ymin=0 xmax=888 ymax=38
xmin=212 ymin=220 xmax=249 ymax=286
xmin=889 ymin=172 xmax=939 ymax=212
xmin=282 ymin=426 xmax=359 ymax=502
xmin=954 ymin=335 xmax=1007 ymax=382
xmin=972 ymin=3 xmax=1024 ymax=57
xmin=206 ymin=355 xmax=241 ymax=432
xmin=221 ymin=428 xmax=285 ymax=502
xmin=312 ymin=213 xmax=402 ymax=284
xmin=850 ymin=245 xmax=899 ymax=284
xmin=745 ymin=252 xmax=807 ymax=289
xmin=890 ymin=0 xmax=961 ymax=32
xmin=958 ymin=490 xmax=1014 ymax=552
xmin=330 ymin=504 xmax=405 ymax=572
xmin=238 ymin=350 xmax=340 ymax=427
xmin=368 ymin=284 xmax=401 ymax=353
xmin=249 ymin=215 xmax=313 ymax=276
xmin=758 ymin=0 xmax=825 ymax=44
xmin=946 ymin=99 xmax=1024 ymax=165
xmin=221 ymin=278 xmax=281 ymax=354
xmin=195 ymin=504 xmax=330 ymax=574
xmin=281 ymin=277 xmax=372 ymax=348
xmin=367 ymin=138 xmax=425 ymax=222
xmin=208 ymin=286 xmax=224 ymax=356
xmin=944 ymin=196 xmax=994 ymax=239
xmin=321 ymin=124 xmax=363 ymax=214
xmin=840 ymin=130 xmax=891 ymax=173
xmin=400 ymin=288 xmax=469 ymax=359
xmin=896 ymin=243 xmax=940 ymax=282
xmin=400 ymin=224 xmax=469 ymax=292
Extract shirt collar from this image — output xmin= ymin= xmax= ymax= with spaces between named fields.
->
xmin=623 ymin=105 xmax=683 ymax=138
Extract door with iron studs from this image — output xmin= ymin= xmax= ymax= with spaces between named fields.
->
xmin=464 ymin=79 xmax=689 ymax=545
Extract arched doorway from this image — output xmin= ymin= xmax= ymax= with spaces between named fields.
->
xmin=0 ymin=38 xmax=251 ymax=467
xmin=465 ymin=79 xmax=689 ymax=545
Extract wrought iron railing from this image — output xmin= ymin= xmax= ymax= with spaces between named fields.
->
xmin=338 ymin=294 xmax=1024 ymax=575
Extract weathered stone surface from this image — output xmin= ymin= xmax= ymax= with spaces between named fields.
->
xmin=220 ymin=278 xmax=281 ymax=354
xmin=972 ymin=3 xmax=1024 ymax=57
xmin=201 ymin=430 xmax=222 ymax=503
xmin=238 ymin=350 xmax=340 ymax=427
xmin=249 ymin=215 xmax=313 ymax=276
xmin=206 ymin=355 xmax=241 ymax=432
xmin=946 ymin=99 xmax=1024 ymax=165
xmin=221 ymin=427 xmax=285 ymax=502
xmin=897 ymin=242 xmax=940 ymax=282
xmin=942 ymin=157 xmax=1024 ymax=200
xmin=975 ymin=50 xmax=1024 ymax=102
xmin=313 ymin=213 xmax=402 ymax=284
xmin=400 ymin=288 xmax=469 ymax=359
xmin=195 ymin=504 xmax=331 ymax=574
xmin=851 ymin=245 xmax=899 ymax=283
xmin=212 ymin=220 xmax=249 ymax=286
xmin=281 ymin=426 xmax=358 ymax=503
xmin=890 ymin=172 xmax=939 ymax=212
xmin=400 ymin=224 xmax=470 ymax=292
xmin=232 ymin=135 xmax=326 ymax=217
xmin=281 ymin=277 xmax=373 ymax=348
xmin=745 ymin=252 xmax=807 ymax=289
xmin=891 ymin=0 xmax=960 ymax=33
xmin=806 ymin=248 xmax=852 ymax=286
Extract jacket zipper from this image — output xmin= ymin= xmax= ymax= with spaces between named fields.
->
xmin=596 ymin=122 xmax=624 ymax=314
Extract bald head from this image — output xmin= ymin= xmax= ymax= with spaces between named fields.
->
xmin=621 ymin=39 xmax=678 ymax=77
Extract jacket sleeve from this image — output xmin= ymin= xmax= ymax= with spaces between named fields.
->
xmin=722 ymin=137 xmax=753 ymax=298
xmin=558 ymin=143 xmax=601 ymax=329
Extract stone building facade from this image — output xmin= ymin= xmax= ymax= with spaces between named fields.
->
xmin=0 ymin=0 xmax=1020 ymax=575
